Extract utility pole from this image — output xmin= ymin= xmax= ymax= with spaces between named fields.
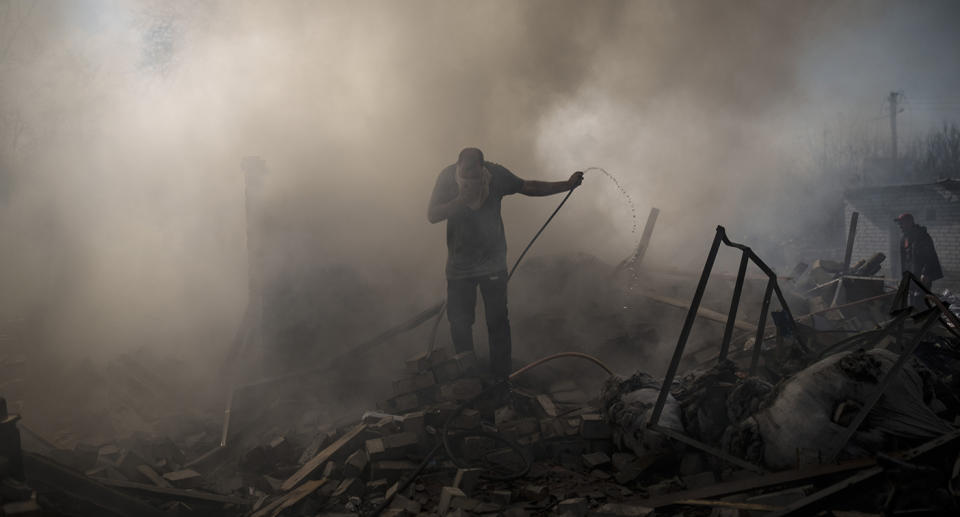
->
xmin=888 ymin=91 xmax=901 ymax=174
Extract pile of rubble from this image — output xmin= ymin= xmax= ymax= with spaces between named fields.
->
xmin=5 ymin=227 xmax=960 ymax=516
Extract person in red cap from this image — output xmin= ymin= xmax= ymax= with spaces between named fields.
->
xmin=895 ymin=213 xmax=943 ymax=306
xmin=428 ymin=147 xmax=583 ymax=378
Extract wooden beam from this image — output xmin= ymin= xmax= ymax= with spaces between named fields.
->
xmin=281 ymin=423 xmax=366 ymax=491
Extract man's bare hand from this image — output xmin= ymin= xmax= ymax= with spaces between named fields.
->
xmin=568 ymin=171 xmax=584 ymax=189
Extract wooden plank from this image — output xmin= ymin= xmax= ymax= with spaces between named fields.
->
xmin=268 ymin=479 xmax=326 ymax=517
xmin=23 ymin=452 xmax=168 ymax=517
xmin=674 ymin=499 xmax=782 ymax=512
xmin=637 ymin=292 xmax=756 ymax=331
xmin=280 ymin=423 xmax=366 ymax=491
xmin=91 ymin=477 xmax=248 ymax=505
xmin=136 ymin=465 xmax=172 ymax=488
xmin=632 ymin=458 xmax=875 ymax=508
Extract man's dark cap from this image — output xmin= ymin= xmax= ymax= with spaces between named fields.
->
xmin=457 ymin=147 xmax=484 ymax=169
xmin=894 ymin=213 xmax=914 ymax=223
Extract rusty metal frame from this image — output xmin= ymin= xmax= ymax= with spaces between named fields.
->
xmin=647 ymin=225 xmax=798 ymax=472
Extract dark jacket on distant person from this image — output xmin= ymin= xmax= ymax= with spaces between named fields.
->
xmin=900 ymin=224 xmax=943 ymax=282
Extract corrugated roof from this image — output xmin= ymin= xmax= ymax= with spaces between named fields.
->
xmin=845 ymin=178 xmax=960 ymax=198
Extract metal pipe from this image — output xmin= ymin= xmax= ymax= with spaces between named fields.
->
xmin=719 ymin=251 xmax=750 ymax=361
xmin=649 ymin=226 xmax=724 ymax=427
xmin=749 ymin=279 xmax=775 ymax=376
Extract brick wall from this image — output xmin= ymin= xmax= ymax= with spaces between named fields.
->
xmin=843 ymin=182 xmax=960 ymax=281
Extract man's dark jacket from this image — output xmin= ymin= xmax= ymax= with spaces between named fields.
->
xmin=900 ymin=224 xmax=943 ymax=282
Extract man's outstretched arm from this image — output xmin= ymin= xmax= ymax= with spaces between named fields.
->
xmin=519 ymin=171 xmax=583 ymax=197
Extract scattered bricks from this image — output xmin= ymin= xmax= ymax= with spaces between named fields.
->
xmin=495 ymin=406 xmax=517 ymax=426
xmin=321 ymin=460 xmax=339 ymax=479
xmin=563 ymin=417 xmax=582 ymax=436
xmin=136 ymin=464 xmax=172 ymax=488
xmin=393 ymin=372 xmax=436 ymax=396
xmin=451 ymin=408 xmax=481 ymax=430
xmin=342 ymin=450 xmax=368 ymax=478
xmin=589 ymin=503 xmax=653 ymax=517
xmin=489 ymin=489 xmax=512 ymax=506
xmin=539 ymin=419 xmax=559 ymax=440
xmin=384 ymin=431 xmax=419 ymax=450
xmin=579 ymin=414 xmax=612 ymax=439
xmin=332 ymin=478 xmax=365 ymax=499
xmin=366 ymin=438 xmax=387 ymax=460
xmin=499 ymin=417 xmax=539 ymax=438
xmin=113 ymin=449 xmax=152 ymax=480
xmin=552 ymin=389 xmax=589 ymax=404
xmin=389 ymin=493 xmax=422 ymax=514
xmin=452 ymin=468 xmax=481 ymax=496
xmin=400 ymin=411 xmax=425 ymax=435
xmin=382 ymin=393 xmax=420 ymax=413
xmin=162 ymin=469 xmax=202 ymax=488
xmin=522 ymin=484 xmax=548 ymax=501
xmin=451 ymin=497 xmax=482 ymax=511
xmin=582 ymin=452 xmax=611 ymax=469
xmin=438 ymin=378 xmax=483 ymax=402
xmin=425 ymin=402 xmax=460 ymax=428
xmin=366 ymin=433 xmax=417 ymax=461
xmin=558 ymin=498 xmax=588 ymax=517
xmin=366 ymin=479 xmax=389 ymax=497
xmin=369 ymin=460 xmax=418 ymax=483
xmin=438 ymin=486 xmax=467 ymax=516
xmin=682 ymin=470 xmax=717 ymax=490
xmin=536 ymin=394 xmax=559 ymax=418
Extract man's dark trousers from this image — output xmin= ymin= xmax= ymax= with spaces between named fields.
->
xmin=447 ymin=271 xmax=511 ymax=378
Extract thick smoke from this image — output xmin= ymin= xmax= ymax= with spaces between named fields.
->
xmin=1 ymin=1 xmax=959 ymax=424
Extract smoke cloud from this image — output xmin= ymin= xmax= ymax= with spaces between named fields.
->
xmin=1 ymin=1 xmax=959 ymax=426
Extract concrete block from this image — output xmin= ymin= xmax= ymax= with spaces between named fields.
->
xmin=389 ymin=493 xmax=422 ymax=514
xmin=438 ymin=378 xmax=483 ymax=401
xmin=582 ymin=452 xmax=611 ymax=469
xmin=393 ymin=372 xmax=436 ymax=396
xmin=399 ymin=411 xmax=425 ymax=435
xmin=579 ymin=414 xmax=612 ymax=439
xmin=452 ymin=467 xmax=481 ymax=496
xmin=536 ymin=394 xmax=559 ymax=417
xmin=451 ymin=408 xmax=481 ymax=429
xmin=162 ymin=469 xmax=202 ymax=488
xmin=369 ymin=460 xmax=418 ymax=483
xmin=438 ymin=486 xmax=466 ymax=516
xmin=342 ymin=449 xmax=368 ymax=478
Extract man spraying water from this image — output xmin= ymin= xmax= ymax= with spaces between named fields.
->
xmin=428 ymin=147 xmax=583 ymax=378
